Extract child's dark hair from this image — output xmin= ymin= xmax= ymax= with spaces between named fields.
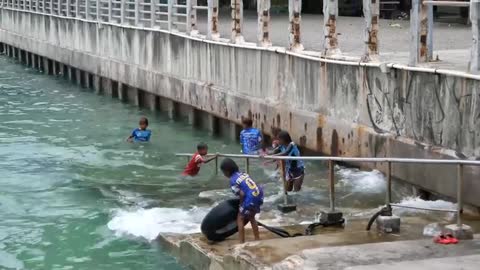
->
xmin=139 ymin=117 xmax=149 ymax=126
xmin=242 ymin=117 xmax=253 ymax=127
xmin=197 ymin=142 xmax=208 ymax=151
xmin=278 ymin=130 xmax=292 ymax=144
xmin=220 ymin=158 xmax=239 ymax=176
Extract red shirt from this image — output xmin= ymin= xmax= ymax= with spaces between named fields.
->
xmin=182 ymin=152 xmax=205 ymax=176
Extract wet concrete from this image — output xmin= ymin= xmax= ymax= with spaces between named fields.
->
xmin=155 ymin=217 xmax=480 ymax=270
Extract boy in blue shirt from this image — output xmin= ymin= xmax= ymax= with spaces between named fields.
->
xmin=240 ymin=118 xmax=262 ymax=154
xmin=127 ymin=117 xmax=151 ymax=142
xmin=267 ymin=131 xmax=305 ymax=192
xmin=220 ymin=158 xmax=263 ymax=243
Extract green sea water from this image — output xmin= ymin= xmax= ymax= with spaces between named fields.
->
xmin=0 ymin=55 xmax=458 ymax=270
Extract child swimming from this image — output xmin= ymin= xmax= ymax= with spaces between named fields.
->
xmin=182 ymin=143 xmax=217 ymax=177
xmin=220 ymin=158 xmax=263 ymax=243
xmin=126 ymin=117 xmax=151 ymax=142
xmin=266 ymin=131 xmax=305 ymax=192
xmin=240 ymin=118 xmax=262 ymax=154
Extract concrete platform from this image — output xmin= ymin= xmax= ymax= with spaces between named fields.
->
xmin=345 ymin=254 xmax=480 ymax=270
xmin=155 ymin=217 xmax=480 ymax=270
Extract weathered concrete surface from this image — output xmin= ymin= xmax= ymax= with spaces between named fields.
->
xmin=344 ymin=254 xmax=480 ymax=270
xmin=1 ymin=10 xmax=480 ymax=207
xmin=273 ymin=235 xmax=480 ymax=270
xmin=156 ymin=218 xmax=480 ymax=270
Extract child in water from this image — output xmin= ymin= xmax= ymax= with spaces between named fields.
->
xmin=127 ymin=117 xmax=151 ymax=142
xmin=182 ymin=143 xmax=217 ymax=177
xmin=220 ymin=158 xmax=263 ymax=243
xmin=266 ymin=131 xmax=305 ymax=192
xmin=240 ymin=118 xmax=262 ymax=154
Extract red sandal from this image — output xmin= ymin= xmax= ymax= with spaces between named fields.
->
xmin=434 ymin=235 xmax=450 ymax=244
xmin=445 ymin=234 xmax=459 ymax=244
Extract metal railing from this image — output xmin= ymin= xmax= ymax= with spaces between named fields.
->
xmin=1 ymin=0 xmax=480 ymax=74
xmin=176 ymin=152 xmax=480 ymax=228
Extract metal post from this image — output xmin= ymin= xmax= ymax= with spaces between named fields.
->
xmin=50 ymin=0 xmax=53 ymax=14
xmin=427 ymin=3 xmax=434 ymax=60
xmin=323 ymin=0 xmax=339 ymax=55
xmin=457 ymin=164 xmax=464 ymax=227
xmin=386 ymin=161 xmax=392 ymax=204
xmin=167 ymin=0 xmax=173 ymax=30
xmin=245 ymin=157 xmax=250 ymax=174
xmin=207 ymin=0 xmax=219 ymax=40
xmin=134 ymin=0 xmax=139 ymax=25
xmin=288 ymin=0 xmax=303 ymax=51
xmin=150 ymin=0 xmax=156 ymax=28
xmin=186 ymin=0 xmax=197 ymax=34
xmin=410 ymin=0 xmax=429 ymax=65
xmin=363 ymin=0 xmax=379 ymax=61
xmin=470 ymin=0 xmax=480 ymax=73
xmin=328 ymin=160 xmax=335 ymax=212
xmin=107 ymin=0 xmax=112 ymax=22
xmin=231 ymin=0 xmax=244 ymax=43
xmin=214 ymin=156 xmax=218 ymax=175
xmin=257 ymin=0 xmax=271 ymax=47
xmin=281 ymin=160 xmax=288 ymax=205
xmin=75 ymin=0 xmax=79 ymax=17
xmin=86 ymin=0 xmax=90 ymax=19
xmin=120 ymin=0 xmax=125 ymax=24
xmin=66 ymin=0 xmax=70 ymax=16
xmin=96 ymin=0 xmax=101 ymax=21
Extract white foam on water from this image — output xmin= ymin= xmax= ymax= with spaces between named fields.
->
xmin=393 ymin=196 xmax=456 ymax=215
xmin=337 ymin=167 xmax=386 ymax=193
xmin=107 ymin=206 xmax=210 ymax=241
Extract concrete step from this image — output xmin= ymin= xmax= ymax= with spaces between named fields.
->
xmin=273 ymin=235 xmax=480 ymax=270
xmin=345 ymin=254 xmax=480 ymax=270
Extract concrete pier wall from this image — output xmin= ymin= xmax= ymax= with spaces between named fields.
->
xmin=1 ymin=9 xmax=480 ymax=206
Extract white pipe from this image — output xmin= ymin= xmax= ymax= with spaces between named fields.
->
xmin=423 ymin=1 xmax=470 ymax=7
xmin=175 ymin=153 xmax=480 ymax=166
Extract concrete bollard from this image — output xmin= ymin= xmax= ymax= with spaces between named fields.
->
xmin=207 ymin=0 xmax=220 ymax=40
xmin=363 ymin=0 xmax=380 ymax=61
xmin=231 ymin=0 xmax=244 ymax=43
xmin=444 ymin=224 xmax=474 ymax=240
xmin=410 ymin=0 xmax=431 ymax=65
xmin=288 ymin=0 xmax=303 ymax=52
xmin=257 ymin=0 xmax=271 ymax=47
xmin=470 ymin=0 xmax=480 ymax=73
xmin=323 ymin=0 xmax=340 ymax=56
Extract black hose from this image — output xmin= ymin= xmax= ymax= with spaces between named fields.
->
xmin=366 ymin=210 xmax=383 ymax=231
xmin=257 ymin=221 xmax=303 ymax=238
xmin=366 ymin=205 xmax=393 ymax=231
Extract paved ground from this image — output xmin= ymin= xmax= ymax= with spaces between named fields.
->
xmin=273 ymin=235 xmax=480 ymax=270
xmin=191 ymin=9 xmax=473 ymax=71
xmin=345 ymin=254 xmax=480 ymax=270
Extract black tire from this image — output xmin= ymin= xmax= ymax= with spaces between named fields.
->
xmin=201 ymin=199 xmax=249 ymax=242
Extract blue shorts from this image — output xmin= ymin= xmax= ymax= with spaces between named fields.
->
xmin=287 ymin=166 xmax=305 ymax=181
xmin=239 ymin=190 xmax=264 ymax=218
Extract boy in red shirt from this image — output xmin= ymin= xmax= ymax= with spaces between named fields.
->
xmin=182 ymin=143 xmax=217 ymax=177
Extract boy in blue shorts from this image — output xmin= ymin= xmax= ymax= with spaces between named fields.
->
xmin=220 ymin=158 xmax=264 ymax=243
xmin=240 ymin=118 xmax=262 ymax=154
xmin=266 ymin=131 xmax=305 ymax=192
xmin=126 ymin=117 xmax=151 ymax=142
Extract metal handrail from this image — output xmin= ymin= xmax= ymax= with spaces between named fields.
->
xmin=176 ymin=153 xmax=480 ymax=166
xmin=424 ymin=1 xmax=471 ymax=7
xmin=176 ymin=152 xmax=475 ymax=228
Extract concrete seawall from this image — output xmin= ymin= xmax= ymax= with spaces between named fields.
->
xmin=1 ymin=9 xmax=480 ymax=207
